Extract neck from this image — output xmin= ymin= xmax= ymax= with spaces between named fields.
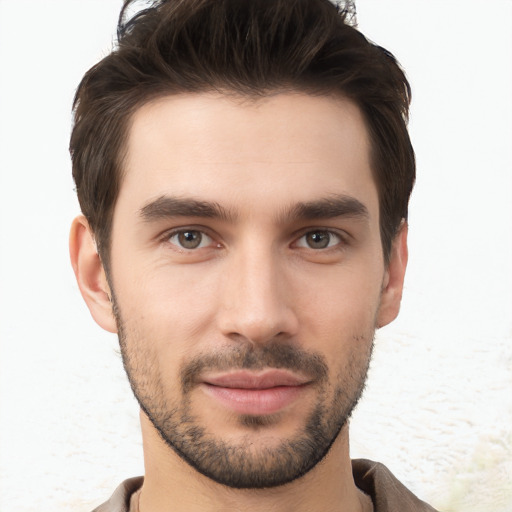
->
xmin=138 ymin=412 xmax=370 ymax=512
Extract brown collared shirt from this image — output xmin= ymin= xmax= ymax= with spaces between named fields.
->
xmin=92 ymin=459 xmax=439 ymax=512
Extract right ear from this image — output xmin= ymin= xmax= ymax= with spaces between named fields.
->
xmin=69 ymin=215 xmax=117 ymax=333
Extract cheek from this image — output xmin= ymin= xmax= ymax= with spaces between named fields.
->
xmin=291 ymin=264 xmax=382 ymax=377
xmin=294 ymin=262 xmax=383 ymax=327
xmin=112 ymin=259 xmax=221 ymax=354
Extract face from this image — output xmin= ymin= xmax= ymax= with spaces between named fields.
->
xmin=104 ymin=92 xmax=398 ymax=488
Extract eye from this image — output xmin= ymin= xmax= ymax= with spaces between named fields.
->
xmin=295 ymin=230 xmax=343 ymax=250
xmin=167 ymin=229 xmax=214 ymax=250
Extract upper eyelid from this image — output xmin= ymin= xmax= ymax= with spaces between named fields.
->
xmin=158 ymin=225 xmax=217 ymax=240
xmin=291 ymin=227 xmax=351 ymax=242
xmin=162 ymin=228 xmax=219 ymax=252
xmin=156 ymin=225 xmax=351 ymax=246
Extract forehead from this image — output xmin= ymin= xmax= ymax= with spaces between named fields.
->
xmin=118 ymin=92 xmax=377 ymax=220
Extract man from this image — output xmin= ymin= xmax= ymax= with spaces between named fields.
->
xmin=69 ymin=0 xmax=437 ymax=510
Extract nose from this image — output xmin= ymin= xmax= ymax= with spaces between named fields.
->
xmin=217 ymin=241 xmax=299 ymax=346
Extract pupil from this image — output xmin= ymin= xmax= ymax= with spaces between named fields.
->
xmin=307 ymin=231 xmax=329 ymax=249
xmin=179 ymin=231 xmax=201 ymax=249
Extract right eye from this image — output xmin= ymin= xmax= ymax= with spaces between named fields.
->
xmin=167 ymin=229 xmax=214 ymax=250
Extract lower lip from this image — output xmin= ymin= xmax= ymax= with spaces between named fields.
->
xmin=201 ymin=383 xmax=307 ymax=415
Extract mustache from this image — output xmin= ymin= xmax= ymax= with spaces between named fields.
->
xmin=181 ymin=342 xmax=328 ymax=392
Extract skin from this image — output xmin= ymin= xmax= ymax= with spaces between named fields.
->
xmin=70 ymin=92 xmax=407 ymax=512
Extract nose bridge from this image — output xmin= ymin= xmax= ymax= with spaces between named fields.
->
xmin=218 ymin=235 xmax=297 ymax=344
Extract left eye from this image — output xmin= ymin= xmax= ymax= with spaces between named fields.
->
xmin=295 ymin=230 xmax=342 ymax=249
xmin=168 ymin=230 xmax=213 ymax=250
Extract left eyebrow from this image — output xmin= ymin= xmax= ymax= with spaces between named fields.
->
xmin=280 ymin=194 xmax=370 ymax=223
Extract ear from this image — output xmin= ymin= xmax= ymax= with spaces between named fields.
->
xmin=376 ymin=221 xmax=408 ymax=328
xmin=69 ymin=215 xmax=117 ymax=333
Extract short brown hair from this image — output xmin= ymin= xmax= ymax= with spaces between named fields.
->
xmin=70 ymin=0 xmax=415 ymax=269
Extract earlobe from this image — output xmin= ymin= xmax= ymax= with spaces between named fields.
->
xmin=376 ymin=221 xmax=408 ymax=329
xmin=69 ymin=215 xmax=117 ymax=333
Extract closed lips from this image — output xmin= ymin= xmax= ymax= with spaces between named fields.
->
xmin=202 ymin=370 xmax=311 ymax=389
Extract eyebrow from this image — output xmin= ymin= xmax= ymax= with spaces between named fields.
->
xmin=139 ymin=194 xmax=369 ymax=223
xmin=139 ymin=196 xmax=235 ymax=222
xmin=283 ymin=194 xmax=369 ymax=223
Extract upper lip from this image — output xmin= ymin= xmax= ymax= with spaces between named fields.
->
xmin=202 ymin=370 xmax=310 ymax=389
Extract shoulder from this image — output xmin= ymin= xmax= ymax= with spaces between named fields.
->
xmin=91 ymin=477 xmax=144 ymax=512
xmin=352 ymin=459 xmax=439 ymax=512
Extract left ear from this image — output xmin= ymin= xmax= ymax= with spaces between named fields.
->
xmin=376 ymin=221 xmax=408 ymax=328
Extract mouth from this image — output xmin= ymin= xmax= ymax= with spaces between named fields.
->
xmin=200 ymin=370 xmax=311 ymax=415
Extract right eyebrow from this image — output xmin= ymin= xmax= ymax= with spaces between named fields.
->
xmin=139 ymin=195 xmax=235 ymax=222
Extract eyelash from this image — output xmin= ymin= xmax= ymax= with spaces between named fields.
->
xmin=161 ymin=227 xmax=219 ymax=251
xmin=293 ymin=229 xmax=347 ymax=250
xmin=160 ymin=227 xmax=349 ymax=252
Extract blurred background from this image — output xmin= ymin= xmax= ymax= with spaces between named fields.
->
xmin=0 ymin=1 xmax=511 ymax=510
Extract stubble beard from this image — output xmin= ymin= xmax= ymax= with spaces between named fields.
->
xmin=114 ymin=303 xmax=374 ymax=489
